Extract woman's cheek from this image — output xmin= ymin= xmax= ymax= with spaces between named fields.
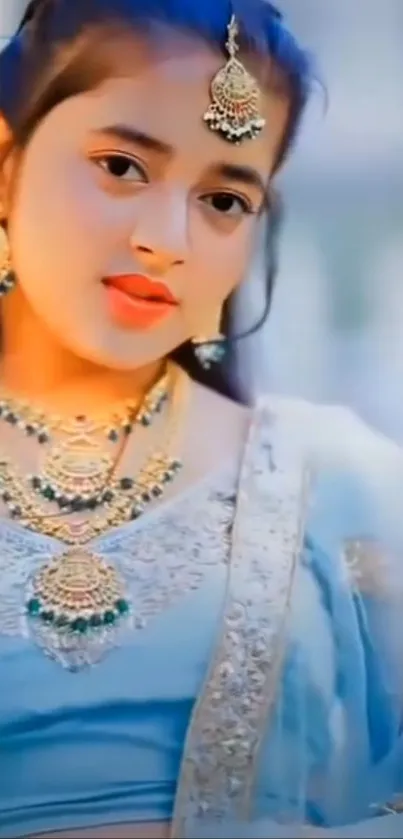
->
xmin=190 ymin=214 xmax=255 ymax=299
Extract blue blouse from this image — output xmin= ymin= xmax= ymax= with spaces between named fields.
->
xmin=0 ymin=466 xmax=235 ymax=836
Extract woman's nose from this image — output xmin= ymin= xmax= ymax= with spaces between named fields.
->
xmin=129 ymin=190 xmax=188 ymax=276
xmin=130 ymin=242 xmax=184 ymax=276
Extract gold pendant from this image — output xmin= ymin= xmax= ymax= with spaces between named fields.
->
xmin=40 ymin=430 xmax=113 ymax=502
xmin=26 ymin=549 xmax=131 ymax=670
xmin=203 ymin=15 xmax=266 ymax=143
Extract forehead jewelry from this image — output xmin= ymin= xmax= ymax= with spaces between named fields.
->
xmin=203 ymin=14 xmax=266 ymax=144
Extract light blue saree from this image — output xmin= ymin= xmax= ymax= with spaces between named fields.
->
xmin=172 ymin=399 xmax=403 ymax=838
xmin=1 ymin=398 xmax=403 ymax=839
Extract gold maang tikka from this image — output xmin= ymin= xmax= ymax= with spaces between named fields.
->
xmin=203 ymin=14 xmax=266 ymax=144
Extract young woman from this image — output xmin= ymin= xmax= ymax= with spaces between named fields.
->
xmin=0 ymin=1 xmax=403 ymax=837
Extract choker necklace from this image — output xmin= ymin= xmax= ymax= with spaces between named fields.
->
xmin=0 ymin=369 xmax=169 ymax=443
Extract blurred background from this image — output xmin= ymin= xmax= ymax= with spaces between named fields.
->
xmin=1 ymin=0 xmax=402 ymax=438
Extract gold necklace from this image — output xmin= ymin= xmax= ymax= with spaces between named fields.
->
xmin=0 ymin=365 xmax=186 ymax=542
xmin=0 ymin=369 xmax=170 ymax=513
xmin=0 ymin=367 xmax=169 ymax=441
xmin=0 ymin=365 xmax=189 ymax=670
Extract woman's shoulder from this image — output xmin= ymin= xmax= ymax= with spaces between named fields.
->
xmin=188 ymin=380 xmax=403 ymax=518
xmin=256 ymin=395 xmax=403 ymax=585
xmin=252 ymin=393 xmax=403 ymax=554
xmin=255 ymin=392 xmax=403 ymax=482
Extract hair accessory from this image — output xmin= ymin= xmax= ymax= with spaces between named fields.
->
xmin=203 ymin=14 xmax=266 ymax=144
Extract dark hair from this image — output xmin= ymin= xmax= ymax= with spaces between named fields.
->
xmin=0 ymin=0 xmax=312 ymax=402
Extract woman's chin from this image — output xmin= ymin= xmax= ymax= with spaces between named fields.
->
xmin=54 ymin=323 xmax=174 ymax=371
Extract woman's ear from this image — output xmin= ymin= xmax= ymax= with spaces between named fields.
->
xmin=0 ymin=113 xmax=19 ymax=220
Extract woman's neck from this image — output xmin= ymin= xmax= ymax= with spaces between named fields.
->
xmin=0 ymin=298 xmax=164 ymax=416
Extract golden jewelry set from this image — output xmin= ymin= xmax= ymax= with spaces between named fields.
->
xmin=0 ymin=12 xmax=264 ymax=667
xmin=0 ymin=362 xmax=189 ymax=668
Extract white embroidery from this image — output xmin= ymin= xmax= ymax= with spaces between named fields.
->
xmin=171 ymin=404 xmax=311 ymax=838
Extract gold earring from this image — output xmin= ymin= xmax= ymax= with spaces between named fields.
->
xmin=191 ymin=310 xmax=226 ymax=369
xmin=203 ymin=14 xmax=266 ymax=144
xmin=0 ymin=226 xmax=16 ymax=297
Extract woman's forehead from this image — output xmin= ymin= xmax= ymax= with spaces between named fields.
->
xmin=58 ymin=34 xmax=289 ymax=174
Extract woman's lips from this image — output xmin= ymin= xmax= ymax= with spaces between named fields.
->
xmin=103 ymin=274 xmax=178 ymax=330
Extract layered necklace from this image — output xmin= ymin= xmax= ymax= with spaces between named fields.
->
xmin=0 ymin=369 xmax=169 ymax=514
xmin=0 ymin=363 xmax=189 ymax=669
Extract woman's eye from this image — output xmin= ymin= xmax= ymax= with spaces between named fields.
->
xmin=200 ymin=192 xmax=254 ymax=216
xmin=94 ymin=154 xmax=147 ymax=182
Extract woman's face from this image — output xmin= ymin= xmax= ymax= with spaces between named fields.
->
xmin=4 ymin=33 xmax=289 ymax=370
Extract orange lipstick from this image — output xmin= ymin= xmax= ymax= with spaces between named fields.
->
xmin=103 ymin=274 xmax=178 ymax=330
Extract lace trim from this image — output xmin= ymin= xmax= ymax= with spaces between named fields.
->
xmin=171 ymin=402 xmax=311 ymax=837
